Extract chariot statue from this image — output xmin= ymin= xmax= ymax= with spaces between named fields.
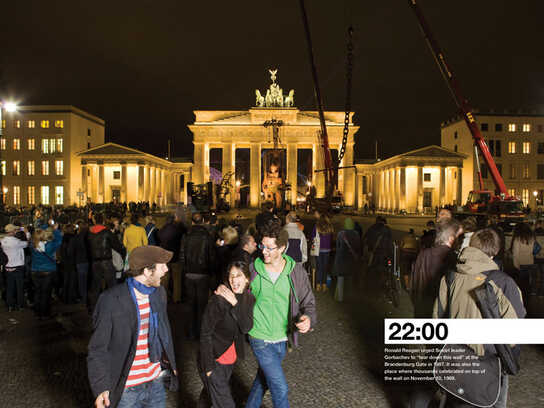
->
xmin=254 ymin=69 xmax=295 ymax=108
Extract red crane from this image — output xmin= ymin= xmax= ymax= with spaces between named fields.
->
xmin=408 ymin=0 xmax=524 ymax=214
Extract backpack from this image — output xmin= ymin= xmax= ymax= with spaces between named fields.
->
xmin=438 ymin=269 xmax=520 ymax=375
xmin=434 ymin=269 xmax=520 ymax=407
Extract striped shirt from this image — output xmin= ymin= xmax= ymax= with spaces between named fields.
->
xmin=125 ymin=296 xmax=161 ymax=388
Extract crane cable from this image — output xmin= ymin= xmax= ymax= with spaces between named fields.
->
xmin=338 ymin=25 xmax=354 ymax=163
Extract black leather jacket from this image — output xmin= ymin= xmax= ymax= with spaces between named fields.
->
xmin=180 ymin=225 xmax=216 ymax=275
xmin=88 ymin=225 xmax=125 ymax=262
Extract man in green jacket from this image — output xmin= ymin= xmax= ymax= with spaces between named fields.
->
xmin=246 ymin=222 xmax=316 ymax=408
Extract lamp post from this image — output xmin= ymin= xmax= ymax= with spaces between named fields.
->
xmin=0 ymin=101 xmax=18 ymax=207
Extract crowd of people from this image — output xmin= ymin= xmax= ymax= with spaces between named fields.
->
xmin=407 ymin=208 xmax=529 ymax=407
xmin=2 ymin=198 xmax=537 ymax=407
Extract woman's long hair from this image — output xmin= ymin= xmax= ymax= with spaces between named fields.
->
xmin=512 ymin=222 xmax=534 ymax=246
xmin=32 ymin=229 xmax=47 ymax=248
xmin=317 ymin=216 xmax=334 ymax=235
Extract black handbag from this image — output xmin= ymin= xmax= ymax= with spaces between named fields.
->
xmin=434 ymin=344 xmax=501 ymax=407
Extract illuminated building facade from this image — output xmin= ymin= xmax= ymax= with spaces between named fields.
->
xmin=355 ymin=146 xmax=465 ymax=213
xmin=0 ymin=105 xmax=104 ymax=206
xmin=441 ymin=112 xmax=544 ymax=207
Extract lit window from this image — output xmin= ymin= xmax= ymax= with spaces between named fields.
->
xmin=523 ymin=142 xmax=531 ymax=154
xmin=510 ymin=164 xmax=516 ymax=179
xmin=28 ymin=161 xmax=35 ymax=176
xmin=522 ymin=123 xmax=531 ymax=132
xmin=40 ymin=120 xmax=50 ymax=128
xmin=56 ymin=139 xmax=63 ymax=153
xmin=1 ymin=120 xmax=5 ymax=128
xmin=12 ymin=161 xmax=20 ymax=176
xmin=13 ymin=186 xmax=20 ymax=205
xmin=0 ymin=138 xmax=5 ymax=150
xmin=28 ymin=120 xmax=35 ymax=128
xmin=28 ymin=138 xmax=35 ymax=150
xmin=522 ymin=189 xmax=529 ymax=206
xmin=508 ymin=123 xmax=516 ymax=132
xmin=41 ymin=139 xmax=49 ymax=154
xmin=508 ymin=188 xmax=516 ymax=197
xmin=55 ymin=120 xmax=64 ymax=128
xmin=508 ymin=141 xmax=516 ymax=154
xmin=13 ymin=138 xmax=20 ymax=150
xmin=523 ymin=163 xmax=530 ymax=179
xmin=55 ymin=160 xmax=63 ymax=175
xmin=14 ymin=120 xmax=21 ymax=129
xmin=1 ymin=161 xmax=6 ymax=176
xmin=28 ymin=186 xmax=35 ymax=205
xmin=42 ymin=161 xmax=49 ymax=176
xmin=55 ymin=186 xmax=64 ymax=205
xmin=49 ymin=138 xmax=56 ymax=153
xmin=41 ymin=186 xmax=49 ymax=205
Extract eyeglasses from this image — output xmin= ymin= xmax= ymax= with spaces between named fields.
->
xmin=258 ymin=244 xmax=278 ymax=252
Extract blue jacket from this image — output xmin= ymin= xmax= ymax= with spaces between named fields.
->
xmin=31 ymin=229 xmax=63 ymax=272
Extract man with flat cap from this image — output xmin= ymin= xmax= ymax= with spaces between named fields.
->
xmin=88 ymin=246 xmax=178 ymax=408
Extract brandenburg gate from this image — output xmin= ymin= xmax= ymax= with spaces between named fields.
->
xmin=189 ymin=70 xmax=359 ymax=208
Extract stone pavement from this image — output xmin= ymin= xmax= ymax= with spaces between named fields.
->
xmin=2 ymin=280 xmax=544 ymax=407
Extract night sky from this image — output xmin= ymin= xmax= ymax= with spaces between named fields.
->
xmin=2 ymin=1 xmax=543 ymax=161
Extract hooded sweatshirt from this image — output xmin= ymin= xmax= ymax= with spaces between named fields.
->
xmin=249 ymin=255 xmax=295 ymax=342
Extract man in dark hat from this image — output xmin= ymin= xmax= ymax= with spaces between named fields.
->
xmin=88 ymin=246 xmax=178 ymax=408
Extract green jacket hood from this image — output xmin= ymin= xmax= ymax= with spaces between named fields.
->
xmin=254 ymin=254 xmax=296 ymax=280
xmin=457 ymin=246 xmax=498 ymax=276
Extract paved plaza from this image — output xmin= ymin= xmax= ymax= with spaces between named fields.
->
xmin=2 ymin=215 xmax=544 ymax=407
xmin=2 ymin=277 xmax=544 ymax=407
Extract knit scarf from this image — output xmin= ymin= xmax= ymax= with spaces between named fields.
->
xmin=127 ymin=277 xmax=158 ymax=348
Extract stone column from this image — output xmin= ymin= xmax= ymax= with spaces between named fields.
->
xmin=343 ymin=143 xmax=355 ymax=207
xmin=417 ymin=166 xmax=423 ymax=213
xmin=138 ymin=165 xmax=144 ymax=201
xmin=250 ymin=143 xmax=261 ymax=208
xmin=121 ymin=163 xmax=127 ymax=202
xmin=82 ymin=164 xmax=88 ymax=197
xmin=193 ymin=142 xmax=205 ymax=185
xmin=287 ymin=143 xmax=297 ymax=206
xmin=439 ymin=165 xmax=446 ymax=207
xmin=161 ymin=169 xmax=166 ymax=205
xmin=89 ymin=165 xmax=97 ymax=202
xmin=399 ymin=166 xmax=406 ymax=210
xmin=183 ymin=171 xmax=189 ymax=205
xmin=222 ymin=143 xmax=235 ymax=207
xmin=98 ymin=163 xmax=104 ymax=203
xmin=394 ymin=168 xmax=400 ymax=211
xmin=313 ymin=142 xmax=325 ymax=198
xmin=456 ymin=166 xmax=463 ymax=206
xmin=149 ymin=167 xmax=155 ymax=204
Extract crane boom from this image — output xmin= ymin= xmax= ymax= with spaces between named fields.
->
xmin=408 ymin=0 xmax=509 ymax=197
xmin=299 ymin=0 xmax=335 ymax=197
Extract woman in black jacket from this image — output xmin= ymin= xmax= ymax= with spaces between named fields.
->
xmin=198 ymin=261 xmax=255 ymax=408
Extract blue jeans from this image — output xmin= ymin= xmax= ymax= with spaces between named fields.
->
xmin=117 ymin=377 xmax=166 ymax=408
xmin=316 ymin=252 xmax=330 ymax=285
xmin=6 ymin=266 xmax=25 ymax=308
xmin=76 ymin=263 xmax=88 ymax=304
xmin=246 ymin=337 xmax=289 ymax=408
